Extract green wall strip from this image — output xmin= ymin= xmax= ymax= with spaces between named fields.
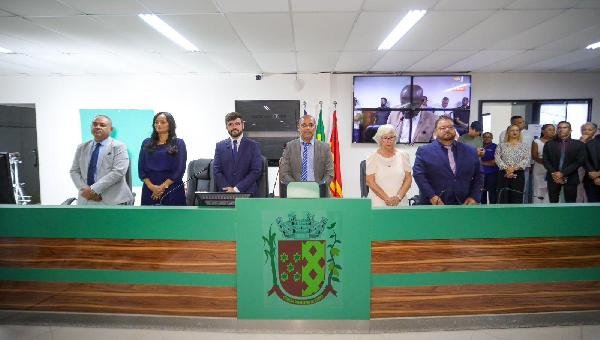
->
xmin=372 ymin=268 xmax=600 ymax=287
xmin=0 ymin=267 xmax=235 ymax=287
xmin=371 ymin=204 xmax=600 ymax=241
xmin=0 ymin=205 xmax=236 ymax=240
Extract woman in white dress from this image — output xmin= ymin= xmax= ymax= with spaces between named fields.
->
xmin=531 ymin=124 xmax=555 ymax=204
xmin=366 ymin=124 xmax=412 ymax=207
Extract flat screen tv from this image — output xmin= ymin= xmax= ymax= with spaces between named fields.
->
xmin=353 ymin=75 xmax=471 ymax=143
xmin=235 ymin=100 xmax=300 ymax=132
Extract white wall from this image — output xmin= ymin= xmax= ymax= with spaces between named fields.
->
xmin=0 ymin=72 xmax=599 ymax=203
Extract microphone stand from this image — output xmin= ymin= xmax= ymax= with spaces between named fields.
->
xmin=158 ymin=166 xmax=209 ymax=205
xmin=268 ymin=169 xmax=279 ymax=198
xmin=497 ymin=187 xmax=523 ymax=204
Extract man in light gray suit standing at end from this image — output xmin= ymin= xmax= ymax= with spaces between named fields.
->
xmin=279 ymin=115 xmax=334 ymax=195
xmin=70 ymin=115 xmax=133 ymax=205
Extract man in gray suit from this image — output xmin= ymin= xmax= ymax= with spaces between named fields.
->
xmin=279 ymin=115 xmax=334 ymax=193
xmin=70 ymin=115 xmax=133 ymax=205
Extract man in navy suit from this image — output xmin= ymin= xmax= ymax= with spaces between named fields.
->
xmin=213 ymin=112 xmax=263 ymax=197
xmin=413 ymin=116 xmax=482 ymax=205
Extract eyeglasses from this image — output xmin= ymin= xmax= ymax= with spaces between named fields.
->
xmin=437 ymin=126 xmax=454 ymax=131
xmin=300 ymin=123 xmax=315 ymax=128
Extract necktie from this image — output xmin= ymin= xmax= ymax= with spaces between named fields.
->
xmin=559 ymin=140 xmax=566 ymax=170
xmin=444 ymin=145 xmax=456 ymax=175
xmin=301 ymin=142 xmax=310 ymax=181
xmin=232 ymin=139 xmax=238 ymax=163
xmin=87 ymin=142 xmax=101 ymax=186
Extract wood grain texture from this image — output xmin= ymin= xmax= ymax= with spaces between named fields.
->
xmin=0 ymin=281 xmax=236 ymax=317
xmin=371 ymin=281 xmax=600 ymax=318
xmin=372 ymin=237 xmax=600 ymax=273
xmin=0 ymin=238 xmax=235 ymax=273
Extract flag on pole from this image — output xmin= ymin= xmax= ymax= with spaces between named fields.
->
xmin=303 ymin=108 xmax=308 ymax=116
xmin=316 ymin=107 xmax=325 ymax=142
xmin=329 ymin=110 xmax=343 ymax=198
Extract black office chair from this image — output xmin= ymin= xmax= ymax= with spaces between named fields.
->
xmin=255 ymin=156 xmax=269 ymax=198
xmin=186 ymin=158 xmax=214 ymax=206
xmin=359 ymin=160 xmax=369 ymax=197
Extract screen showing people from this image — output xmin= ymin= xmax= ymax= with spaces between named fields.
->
xmin=353 ymin=75 xmax=472 ymax=144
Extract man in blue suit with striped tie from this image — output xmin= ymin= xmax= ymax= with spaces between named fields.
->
xmin=213 ymin=112 xmax=263 ymax=197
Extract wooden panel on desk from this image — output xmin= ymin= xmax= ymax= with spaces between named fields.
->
xmin=372 ymin=237 xmax=600 ymax=273
xmin=371 ymin=281 xmax=600 ymax=318
xmin=0 ymin=281 xmax=236 ymax=317
xmin=0 ymin=238 xmax=235 ymax=273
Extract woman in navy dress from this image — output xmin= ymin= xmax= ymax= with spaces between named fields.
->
xmin=138 ymin=112 xmax=187 ymax=205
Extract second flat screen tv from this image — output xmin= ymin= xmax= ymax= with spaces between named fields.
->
xmin=353 ymin=75 xmax=471 ymax=143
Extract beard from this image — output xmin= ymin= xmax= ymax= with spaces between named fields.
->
xmin=228 ymin=129 xmax=241 ymax=138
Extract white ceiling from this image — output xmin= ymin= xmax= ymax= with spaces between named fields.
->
xmin=0 ymin=0 xmax=598 ymax=75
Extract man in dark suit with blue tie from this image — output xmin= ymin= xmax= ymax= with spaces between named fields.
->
xmin=413 ymin=116 xmax=482 ymax=205
xmin=213 ymin=112 xmax=263 ymax=197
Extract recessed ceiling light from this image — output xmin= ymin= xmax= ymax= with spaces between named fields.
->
xmin=138 ymin=14 xmax=199 ymax=52
xmin=586 ymin=41 xmax=600 ymax=50
xmin=378 ymin=10 xmax=427 ymax=51
xmin=0 ymin=46 xmax=14 ymax=54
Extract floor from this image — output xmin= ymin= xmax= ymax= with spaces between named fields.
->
xmin=1 ymin=325 xmax=599 ymax=340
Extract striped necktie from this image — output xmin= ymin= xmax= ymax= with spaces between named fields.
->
xmin=301 ymin=142 xmax=310 ymax=181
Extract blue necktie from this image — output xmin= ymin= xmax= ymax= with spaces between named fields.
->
xmin=232 ymin=139 xmax=238 ymax=163
xmin=301 ymin=142 xmax=309 ymax=181
xmin=87 ymin=142 xmax=101 ymax=186
xmin=559 ymin=140 xmax=566 ymax=170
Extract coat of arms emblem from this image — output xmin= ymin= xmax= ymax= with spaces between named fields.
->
xmin=263 ymin=212 xmax=341 ymax=305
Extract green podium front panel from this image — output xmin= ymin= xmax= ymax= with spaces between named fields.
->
xmin=236 ymin=198 xmax=371 ymax=319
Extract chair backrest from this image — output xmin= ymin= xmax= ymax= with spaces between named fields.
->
xmin=255 ymin=156 xmax=269 ymax=198
xmin=359 ymin=159 xmax=369 ymax=197
xmin=125 ymin=158 xmax=134 ymax=190
xmin=186 ymin=158 xmax=214 ymax=205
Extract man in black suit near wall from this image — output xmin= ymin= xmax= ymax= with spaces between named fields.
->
xmin=542 ymin=121 xmax=586 ymax=203
xmin=584 ymin=133 xmax=600 ymax=202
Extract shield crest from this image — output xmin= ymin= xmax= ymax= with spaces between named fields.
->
xmin=278 ymin=240 xmax=326 ymax=298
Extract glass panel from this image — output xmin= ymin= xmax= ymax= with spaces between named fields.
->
xmin=539 ymin=103 xmax=566 ymax=126
xmin=566 ymin=103 xmax=589 ymax=140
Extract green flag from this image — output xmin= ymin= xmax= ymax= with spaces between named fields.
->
xmin=316 ymin=108 xmax=325 ymax=141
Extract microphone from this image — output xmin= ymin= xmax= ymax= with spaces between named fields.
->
xmin=158 ymin=165 xmax=209 ymax=205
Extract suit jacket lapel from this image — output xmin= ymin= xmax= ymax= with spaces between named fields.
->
xmin=313 ymin=140 xmax=321 ymax=179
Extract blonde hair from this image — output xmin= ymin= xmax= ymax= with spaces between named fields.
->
xmin=373 ymin=124 xmax=397 ymax=145
xmin=504 ymin=124 xmax=522 ymax=143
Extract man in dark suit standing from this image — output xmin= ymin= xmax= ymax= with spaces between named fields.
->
xmin=585 ymin=134 xmax=600 ymax=202
xmin=213 ymin=112 xmax=263 ymax=197
xmin=543 ymin=121 xmax=586 ymax=203
xmin=413 ymin=116 xmax=482 ymax=205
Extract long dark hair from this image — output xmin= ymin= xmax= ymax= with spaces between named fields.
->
xmin=147 ymin=112 xmax=178 ymax=155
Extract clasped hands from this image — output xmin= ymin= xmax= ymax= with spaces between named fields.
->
xmin=504 ymin=166 xmax=518 ymax=179
xmin=551 ymin=171 xmax=567 ymax=184
xmin=430 ymin=195 xmax=476 ymax=205
xmin=81 ymin=187 xmax=102 ymax=202
xmin=588 ymin=171 xmax=600 ymax=186
xmin=384 ymin=194 xmax=402 ymax=206
xmin=148 ymin=182 xmax=167 ymax=201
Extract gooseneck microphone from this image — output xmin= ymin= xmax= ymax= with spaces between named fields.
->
xmin=158 ymin=165 xmax=209 ymax=205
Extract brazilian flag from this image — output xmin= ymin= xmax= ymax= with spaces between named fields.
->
xmin=316 ymin=108 xmax=325 ymax=142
